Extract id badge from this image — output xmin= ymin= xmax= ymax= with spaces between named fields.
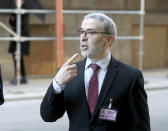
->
xmin=99 ymin=98 xmax=118 ymax=122
xmin=99 ymin=107 xmax=118 ymax=122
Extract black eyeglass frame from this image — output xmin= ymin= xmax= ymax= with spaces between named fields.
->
xmin=77 ymin=29 xmax=111 ymax=38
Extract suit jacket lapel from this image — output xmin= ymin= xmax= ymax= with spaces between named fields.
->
xmin=90 ymin=56 xmax=119 ymax=123
xmin=77 ymin=59 xmax=91 ymax=118
xmin=77 ymin=58 xmax=86 ymax=98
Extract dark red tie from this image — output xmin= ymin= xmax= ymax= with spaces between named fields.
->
xmin=88 ymin=64 xmax=100 ymax=115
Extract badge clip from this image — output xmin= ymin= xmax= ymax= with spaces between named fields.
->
xmin=108 ymin=98 xmax=113 ymax=109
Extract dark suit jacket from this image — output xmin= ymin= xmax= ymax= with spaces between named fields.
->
xmin=40 ymin=57 xmax=150 ymax=131
xmin=0 ymin=67 xmax=4 ymax=105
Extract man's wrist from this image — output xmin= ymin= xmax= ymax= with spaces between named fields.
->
xmin=53 ymin=77 xmax=66 ymax=94
xmin=55 ymin=78 xmax=62 ymax=86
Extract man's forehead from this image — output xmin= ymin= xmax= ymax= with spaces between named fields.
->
xmin=81 ymin=19 xmax=103 ymax=30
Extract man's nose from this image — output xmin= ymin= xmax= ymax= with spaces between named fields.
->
xmin=81 ymin=33 xmax=88 ymax=41
xmin=81 ymin=35 xmax=88 ymax=41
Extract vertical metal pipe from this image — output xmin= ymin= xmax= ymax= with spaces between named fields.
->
xmin=55 ymin=0 xmax=64 ymax=68
xmin=139 ymin=0 xmax=145 ymax=70
xmin=16 ymin=0 xmax=21 ymax=84
xmin=139 ymin=15 xmax=144 ymax=71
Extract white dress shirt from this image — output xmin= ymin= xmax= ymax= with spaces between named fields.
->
xmin=84 ymin=52 xmax=111 ymax=98
xmin=52 ymin=52 xmax=111 ymax=96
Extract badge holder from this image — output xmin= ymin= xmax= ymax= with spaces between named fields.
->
xmin=99 ymin=98 xmax=118 ymax=122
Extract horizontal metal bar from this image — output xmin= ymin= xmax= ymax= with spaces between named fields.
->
xmin=0 ymin=9 xmax=16 ymax=13
xmin=0 ymin=9 xmax=56 ymax=14
xmin=0 ymin=37 xmax=56 ymax=41
xmin=63 ymin=37 xmax=79 ymax=40
xmin=23 ymin=9 xmax=55 ymax=14
xmin=0 ymin=36 xmax=143 ymax=41
xmin=63 ymin=10 xmax=145 ymax=15
xmin=0 ymin=37 xmax=16 ymax=41
xmin=23 ymin=36 xmax=143 ymax=41
xmin=23 ymin=37 xmax=56 ymax=41
xmin=64 ymin=36 xmax=143 ymax=40
xmin=117 ymin=36 xmax=143 ymax=40
xmin=0 ymin=9 xmax=145 ymax=15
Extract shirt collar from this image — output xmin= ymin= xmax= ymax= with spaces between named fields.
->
xmin=85 ymin=51 xmax=111 ymax=71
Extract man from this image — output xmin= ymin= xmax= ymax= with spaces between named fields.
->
xmin=9 ymin=0 xmax=29 ymax=84
xmin=40 ymin=13 xmax=150 ymax=131
xmin=0 ymin=67 xmax=4 ymax=105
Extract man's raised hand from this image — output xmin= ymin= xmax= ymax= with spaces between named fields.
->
xmin=55 ymin=53 xmax=79 ymax=85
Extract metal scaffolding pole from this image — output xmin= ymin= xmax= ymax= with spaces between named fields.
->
xmin=0 ymin=9 xmax=144 ymax=15
xmin=139 ymin=0 xmax=145 ymax=70
xmin=55 ymin=0 xmax=64 ymax=68
xmin=15 ymin=0 xmax=22 ymax=84
xmin=0 ymin=21 xmax=18 ymax=37
xmin=0 ymin=35 xmax=143 ymax=41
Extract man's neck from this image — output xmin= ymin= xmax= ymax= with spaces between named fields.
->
xmin=90 ymin=51 xmax=109 ymax=62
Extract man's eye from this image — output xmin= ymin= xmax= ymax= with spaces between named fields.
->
xmin=87 ymin=32 xmax=92 ymax=34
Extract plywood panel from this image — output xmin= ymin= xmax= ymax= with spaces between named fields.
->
xmin=24 ymin=25 xmax=57 ymax=75
xmin=132 ymin=26 xmax=167 ymax=69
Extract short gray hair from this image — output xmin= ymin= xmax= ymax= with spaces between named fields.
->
xmin=84 ymin=13 xmax=117 ymax=42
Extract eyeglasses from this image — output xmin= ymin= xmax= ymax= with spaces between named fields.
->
xmin=77 ymin=29 xmax=111 ymax=38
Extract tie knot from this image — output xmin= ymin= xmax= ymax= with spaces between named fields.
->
xmin=90 ymin=64 xmax=100 ymax=72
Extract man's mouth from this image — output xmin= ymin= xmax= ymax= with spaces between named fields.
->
xmin=81 ymin=44 xmax=88 ymax=50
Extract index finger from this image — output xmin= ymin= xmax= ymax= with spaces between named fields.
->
xmin=65 ymin=53 xmax=79 ymax=65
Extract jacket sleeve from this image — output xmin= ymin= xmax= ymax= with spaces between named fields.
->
xmin=0 ymin=67 xmax=4 ymax=105
xmin=129 ymin=71 xmax=151 ymax=131
xmin=40 ymin=83 xmax=65 ymax=122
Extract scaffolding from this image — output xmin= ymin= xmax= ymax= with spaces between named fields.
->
xmin=0 ymin=0 xmax=145 ymax=84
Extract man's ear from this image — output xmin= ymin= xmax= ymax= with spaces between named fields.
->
xmin=105 ymin=35 xmax=114 ymax=47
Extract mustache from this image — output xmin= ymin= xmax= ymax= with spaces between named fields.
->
xmin=80 ymin=41 xmax=88 ymax=45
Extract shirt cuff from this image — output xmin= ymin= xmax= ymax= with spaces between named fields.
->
xmin=52 ymin=77 xmax=65 ymax=94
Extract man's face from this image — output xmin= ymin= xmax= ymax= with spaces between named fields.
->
xmin=80 ymin=19 xmax=108 ymax=61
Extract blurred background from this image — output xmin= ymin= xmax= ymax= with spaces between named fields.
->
xmin=0 ymin=0 xmax=168 ymax=131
